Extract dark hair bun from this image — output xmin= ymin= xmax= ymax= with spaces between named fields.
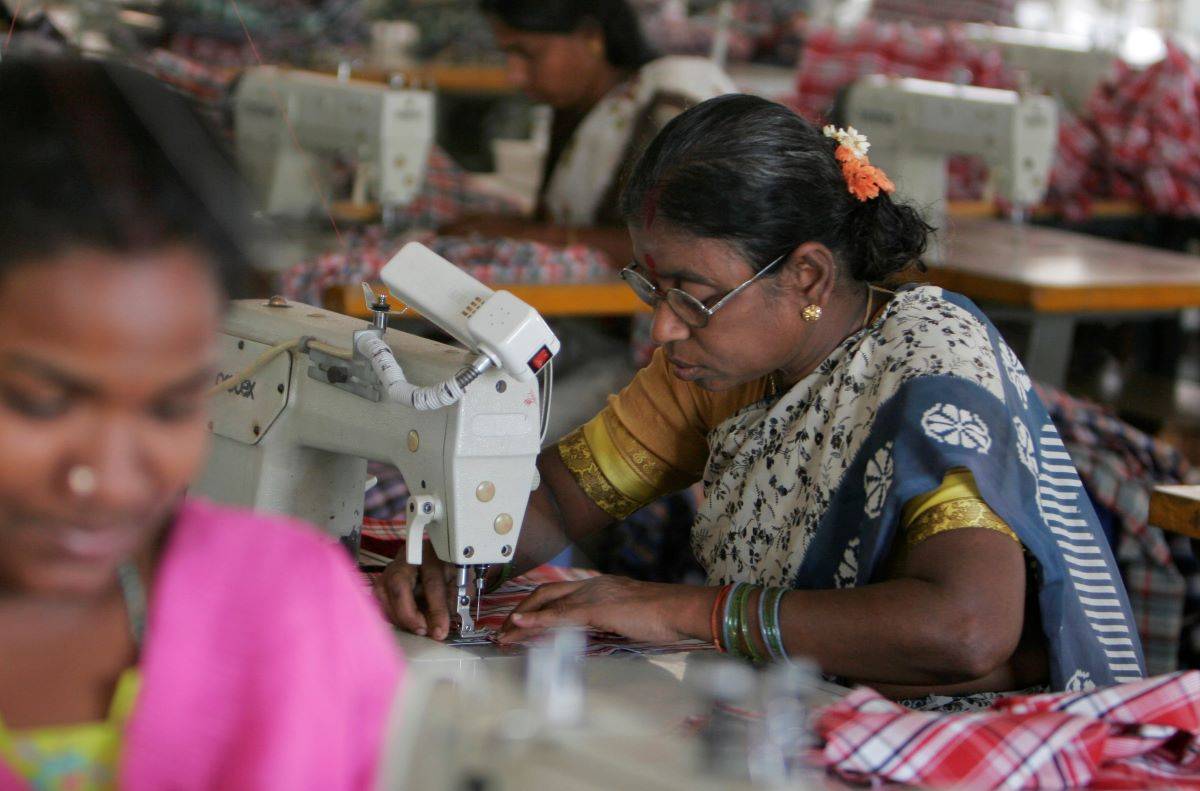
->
xmin=847 ymin=194 xmax=932 ymax=281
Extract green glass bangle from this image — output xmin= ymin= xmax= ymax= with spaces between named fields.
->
xmin=762 ymin=586 xmax=789 ymax=662
xmin=721 ymin=582 xmax=746 ymax=658
xmin=758 ymin=585 xmax=779 ymax=662
xmin=738 ymin=584 xmax=766 ymax=664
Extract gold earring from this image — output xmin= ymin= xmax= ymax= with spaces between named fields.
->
xmin=802 ymin=304 xmax=822 ymax=322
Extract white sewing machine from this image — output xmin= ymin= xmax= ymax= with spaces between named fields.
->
xmin=383 ymin=630 xmax=846 ymax=791
xmin=193 ymin=243 xmax=559 ymax=639
xmin=841 ymin=75 xmax=1058 ymax=257
xmin=964 ymin=24 xmax=1115 ymax=114
xmin=232 ymin=66 xmax=435 ymax=222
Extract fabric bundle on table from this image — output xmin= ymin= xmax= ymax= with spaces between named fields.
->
xmin=278 ymin=225 xmax=611 ymax=310
xmin=1047 ymin=42 xmax=1200 ymax=220
xmin=818 ymin=671 xmax=1200 ymax=788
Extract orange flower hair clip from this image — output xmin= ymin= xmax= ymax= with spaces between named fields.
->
xmin=822 ymin=125 xmax=895 ymax=202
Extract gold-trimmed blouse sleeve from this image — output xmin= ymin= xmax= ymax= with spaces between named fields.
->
xmin=901 ymin=468 xmax=1019 ymax=548
xmin=556 ymin=348 xmax=768 ymax=519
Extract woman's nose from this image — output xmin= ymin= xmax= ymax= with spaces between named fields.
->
xmin=71 ymin=417 xmax=154 ymax=512
xmin=650 ymin=300 xmax=690 ymax=346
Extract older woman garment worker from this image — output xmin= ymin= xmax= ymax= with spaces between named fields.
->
xmin=0 ymin=59 xmax=400 ymax=789
xmin=379 ymin=95 xmax=1144 ymax=708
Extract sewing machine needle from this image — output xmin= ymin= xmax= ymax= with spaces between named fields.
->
xmin=474 ymin=564 xmax=488 ymax=625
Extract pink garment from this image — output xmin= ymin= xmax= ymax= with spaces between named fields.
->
xmin=0 ymin=498 xmax=403 ymax=791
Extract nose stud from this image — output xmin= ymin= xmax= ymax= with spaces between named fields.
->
xmin=67 ymin=465 xmax=97 ymax=497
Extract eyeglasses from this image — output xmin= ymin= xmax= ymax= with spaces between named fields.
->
xmin=619 ymin=253 xmax=787 ymax=329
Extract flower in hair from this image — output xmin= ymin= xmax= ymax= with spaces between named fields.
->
xmin=823 ymin=124 xmax=895 ymax=202
xmin=823 ymin=124 xmax=870 ymax=158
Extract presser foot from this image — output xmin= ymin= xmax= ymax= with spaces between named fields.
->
xmin=447 ymin=581 xmax=492 ymax=645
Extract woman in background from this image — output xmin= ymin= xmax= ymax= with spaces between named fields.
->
xmin=0 ymin=58 xmax=400 ymax=790
xmin=448 ymin=0 xmax=735 ymax=265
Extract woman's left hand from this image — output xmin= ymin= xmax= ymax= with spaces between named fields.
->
xmin=496 ymin=575 xmax=713 ymax=645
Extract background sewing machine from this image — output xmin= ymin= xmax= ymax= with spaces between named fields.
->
xmin=840 ymin=75 xmax=1058 ymax=259
xmin=232 ymin=66 xmax=435 ymax=224
xmin=194 ymin=243 xmax=559 ymax=639
xmin=964 ymin=24 xmax=1116 ymax=115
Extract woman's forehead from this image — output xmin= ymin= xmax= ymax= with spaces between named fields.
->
xmin=0 ymin=248 xmax=220 ymax=365
xmin=629 ymin=226 xmax=748 ymax=282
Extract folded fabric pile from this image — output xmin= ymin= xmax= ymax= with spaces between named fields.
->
xmin=818 ymin=671 xmax=1200 ymax=788
xmin=1047 ymin=42 xmax=1200 ymax=220
xmin=278 ymin=226 xmax=609 ymax=308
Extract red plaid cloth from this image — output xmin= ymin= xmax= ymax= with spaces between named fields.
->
xmin=1047 ymin=42 xmax=1200 ymax=220
xmin=278 ymin=225 xmax=612 ymax=308
xmin=360 ymin=520 xmax=708 ymax=657
xmin=818 ymin=672 xmax=1200 ymax=788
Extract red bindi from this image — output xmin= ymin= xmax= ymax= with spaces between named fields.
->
xmin=642 ymin=186 xmax=662 ymax=228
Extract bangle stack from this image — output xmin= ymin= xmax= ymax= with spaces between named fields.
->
xmin=707 ymin=582 xmax=791 ymax=663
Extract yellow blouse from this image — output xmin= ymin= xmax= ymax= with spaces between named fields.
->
xmin=0 ymin=669 xmax=140 ymax=791
xmin=558 ymin=347 xmax=1017 ymax=546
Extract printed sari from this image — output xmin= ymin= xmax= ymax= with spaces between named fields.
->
xmin=690 ymin=284 xmax=1144 ymax=690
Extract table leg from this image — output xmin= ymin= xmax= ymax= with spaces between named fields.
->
xmin=1024 ymin=314 xmax=1076 ymax=389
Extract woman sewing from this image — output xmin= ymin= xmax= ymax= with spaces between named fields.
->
xmin=444 ymin=0 xmax=735 ymax=264
xmin=379 ymin=95 xmax=1144 ymax=706
xmin=0 ymin=59 xmax=400 ymax=788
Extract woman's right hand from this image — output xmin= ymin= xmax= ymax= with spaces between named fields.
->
xmin=373 ymin=550 xmax=457 ymax=640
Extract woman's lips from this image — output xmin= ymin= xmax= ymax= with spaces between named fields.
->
xmin=668 ymin=356 xmax=703 ymax=380
xmin=46 ymin=524 xmax=132 ymax=563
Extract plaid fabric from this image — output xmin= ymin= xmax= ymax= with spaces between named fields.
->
xmin=385 ymin=146 xmax=519 ymax=231
xmin=1037 ymin=383 xmax=1200 ymax=676
xmin=818 ymin=671 xmax=1200 ymax=788
xmin=278 ymin=225 xmax=611 ymax=308
xmin=1046 ymin=43 xmax=1200 ymax=220
xmin=361 ymin=555 xmax=709 ymax=657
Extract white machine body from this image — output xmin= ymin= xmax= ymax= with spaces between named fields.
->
xmin=964 ymin=24 xmax=1115 ymax=114
xmin=193 ymin=300 xmax=543 ymax=569
xmin=232 ymin=66 xmax=435 ymax=219
xmin=842 ymin=75 xmax=1058 ymax=256
xmin=381 ymin=242 xmax=561 ymax=383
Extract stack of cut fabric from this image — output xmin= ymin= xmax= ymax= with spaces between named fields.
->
xmin=818 ymin=672 xmax=1200 ymax=788
xmin=1047 ymin=42 xmax=1200 ymax=220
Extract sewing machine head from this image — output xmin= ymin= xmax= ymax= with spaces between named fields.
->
xmin=964 ymin=24 xmax=1115 ymax=115
xmin=193 ymin=244 xmax=559 ymax=639
xmin=841 ymin=75 xmax=1058 ymax=256
xmin=232 ymin=66 xmax=434 ymax=223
